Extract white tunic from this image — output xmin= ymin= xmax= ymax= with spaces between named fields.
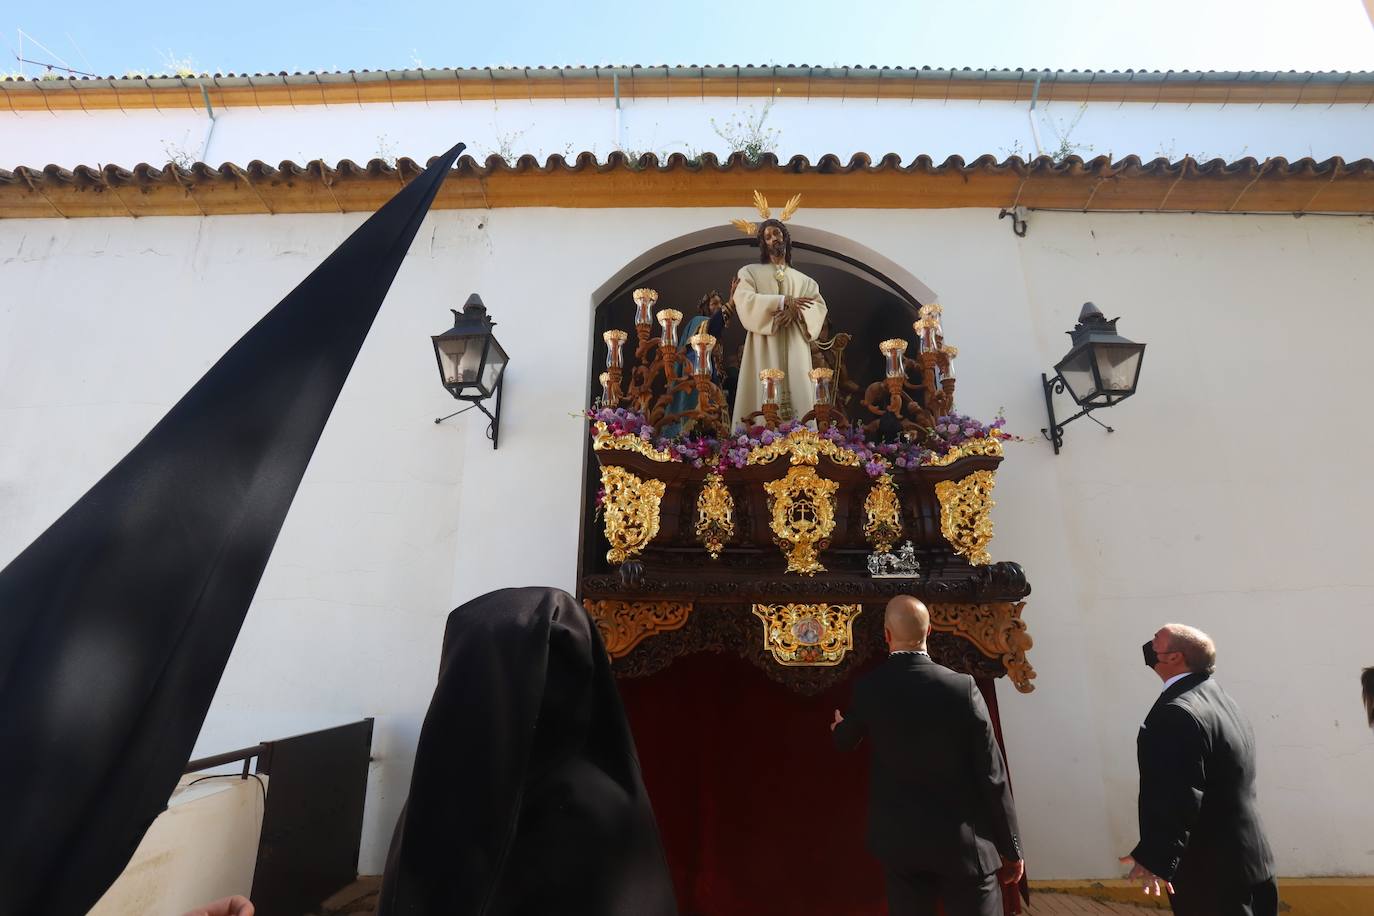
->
xmin=730 ymin=261 xmax=828 ymax=429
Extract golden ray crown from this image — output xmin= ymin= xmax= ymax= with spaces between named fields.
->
xmin=730 ymin=190 xmax=803 ymax=236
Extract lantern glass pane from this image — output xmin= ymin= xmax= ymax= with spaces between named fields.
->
xmin=437 ymin=336 xmax=483 ymax=389
xmin=482 ymin=338 xmax=508 ymax=394
xmin=1094 ymin=343 xmax=1143 ymax=394
xmin=1057 ymin=348 xmax=1098 ymax=404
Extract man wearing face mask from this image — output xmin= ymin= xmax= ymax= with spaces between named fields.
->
xmin=1120 ymin=624 xmax=1276 ymax=916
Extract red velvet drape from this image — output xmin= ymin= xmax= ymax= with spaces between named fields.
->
xmin=619 ymin=651 xmax=1020 ymax=916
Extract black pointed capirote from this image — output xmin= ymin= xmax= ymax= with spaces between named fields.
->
xmin=0 ymin=143 xmax=465 ymax=916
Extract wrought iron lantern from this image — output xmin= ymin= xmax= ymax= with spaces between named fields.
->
xmin=432 ymin=293 xmax=508 ymax=448
xmin=1042 ymin=302 xmax=1145 ymax=454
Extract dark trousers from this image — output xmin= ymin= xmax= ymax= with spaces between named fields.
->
xmin=1169 ymin=876 xmax=1278 ymax=916
xmin=884 ymin=868 xmax=1002 ymax=916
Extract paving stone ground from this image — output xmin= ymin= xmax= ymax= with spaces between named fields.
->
xmin=1024 ymin=892 xmax=1166 ymax=914
xmin=314 ymin=878 xmax=1167 ymax=915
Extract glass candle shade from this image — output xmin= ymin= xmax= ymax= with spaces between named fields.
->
xmin=633 ymin=288 xmax=659 ymax=326
xmin=879 ymin=339 xmax=908 ymax=378
xmin=917 ymin=303 xmax=943 ymax=351
xmin=688 ymin=332 xmax=716 ymax=377
xmin=603 ymin=329 xmax=628 ymax=369
xmin=599 ymin=371 xmax=611 ymax=403
xmin=808 ymin=367 xmax=834 ymax=405
xmin=760 ymin=368 xmax=785 ymax=406
xmin=657 ymin=308 xmax=683 ymax=349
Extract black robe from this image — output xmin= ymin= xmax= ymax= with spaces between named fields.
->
xmin=377 ymin=587 xmax=678 ymax=916
xmin=0 ymin=144 xmax=462 ymax=916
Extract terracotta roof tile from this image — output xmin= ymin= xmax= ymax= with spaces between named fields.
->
xmin=2 ymin=152 xmax=1371 ymax=219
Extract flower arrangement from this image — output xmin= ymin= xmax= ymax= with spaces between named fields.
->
xmin=586 ymin=406 xmax=1015 ymax=476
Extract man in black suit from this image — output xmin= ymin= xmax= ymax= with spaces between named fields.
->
xmin=832 ymin=595 xmax=1023 ymax=916
xmin=1121 ymin=624 xmax=1277 ymax=916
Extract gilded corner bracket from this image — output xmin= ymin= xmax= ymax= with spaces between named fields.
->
xmin=929 ymin=601 xmax=1037 ymax=693
xmin=934 ymin=469 xmax=997 ymax=566
xmin=599 ymin=465 xmax=666 ymax=565
xmin=583 ymin=599 xmax=693 ymax=658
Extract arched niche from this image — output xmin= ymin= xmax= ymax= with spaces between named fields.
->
xmin=588 ymin=223 xmax=940 ymax=408
xmin=580 ymin=224 xmax=944 ymax=583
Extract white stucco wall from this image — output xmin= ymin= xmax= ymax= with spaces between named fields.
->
xmin=2 ymin=204 xmax=1373 ymax=880
xmin=5 ymin=93 xmax=1373 ymax=171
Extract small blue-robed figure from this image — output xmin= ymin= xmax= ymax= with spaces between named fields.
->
xmin=663 ymin=287 xmax=734 ymax=436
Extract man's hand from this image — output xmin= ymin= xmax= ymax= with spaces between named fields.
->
xmin=1119 ymin=855 xmax=1174 ymax=897
xmin=182 ymin=896 xmax=254 ymax=916
xmin=997 ymin=858 xmax=1025 ymax=885
xmin=785 ymin=296 xmax=815 ymax=311
xmin=830 ymin=709 xmax=844 ymax=732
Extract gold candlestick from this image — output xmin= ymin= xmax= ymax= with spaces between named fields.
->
xmin=758 ymin=367 xmax=785 ymax=428
xmin=633 ymin=288 xmax=658 ymax=348
xmin=879 ymin=338 xmax=909 ymax=378
xmin=802 ymin=366 xmax=846 ymax=430
xmin=657 ymin=308 xmax=683 ymax=381
xmin=603 ymin=329 xmax=628 ymax=403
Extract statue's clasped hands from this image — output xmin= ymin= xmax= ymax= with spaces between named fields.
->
xmin=773 ymin=296 xmax=814 ymax=331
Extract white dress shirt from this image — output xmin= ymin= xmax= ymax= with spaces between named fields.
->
xmin=1161 ymin=672 xmax=1190 ymax=691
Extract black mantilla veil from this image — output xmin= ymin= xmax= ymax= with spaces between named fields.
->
xmin=0 ymin=143 xmax=464 ymax=915
xmin=377 ymin=587 xmax=677 ymax=916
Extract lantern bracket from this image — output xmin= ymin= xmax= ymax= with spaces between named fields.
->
xmin=434 ymin=373 xmax=503 ymax=449
xmin=1041 ymin=372 xmax=1115 ymax=454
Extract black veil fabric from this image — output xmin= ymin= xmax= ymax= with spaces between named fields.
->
xmin=377 ymin=587 xmax=678 ymax=916
xmin=0 ymin=144 xmax=464 ymax=916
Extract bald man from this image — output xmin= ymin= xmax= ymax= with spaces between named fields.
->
xmin=832 ymin=595 xmax=1023 ymax=916
xmin=1122 ymin=624 xmax=1275 ymax=916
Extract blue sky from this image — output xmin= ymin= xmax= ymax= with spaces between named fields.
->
xmin=5 ymin=0 xmax=1373 ymax=78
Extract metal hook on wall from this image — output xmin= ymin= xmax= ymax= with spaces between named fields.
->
xmin=998 ymin=206 xmax=1028 ymax=238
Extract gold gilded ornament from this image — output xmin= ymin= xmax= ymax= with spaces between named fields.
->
xmin=753 ymin=189 xmax=772 ymax=218
xmin=927 ymin=435 xmax=1003 ymax=467
xmin=694 ymin=472 xmax=735 ymax=559
xmin=730 ymin=190 xmax=804 ymax=236
xmin=934 ymin=470 xmax=996 ymax=566
xmin=779 ymin=193 xmax=803 ymax=221
xmin=764 ymin=465 xmax=839 ymax=575
xmin=929 ymin=601 xmax=1036 ymax=693
xmin=752 ymin=603 xmax=861 ymax=666
xmin=600 ymin=465 xmax=666 ymax=565
xmin=863 ymin=473 xmax=903 ymax=554
xmin=591 ymin=422 xmax=674 ymax=462
xmin=746 ymin=427 xmax=862 ymax=468
xmin=583 ymin=599 xmax=692 ymax=658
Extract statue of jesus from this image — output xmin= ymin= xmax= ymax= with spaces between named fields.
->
xmin=730 ymin=219 xmax=828 ymax=429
